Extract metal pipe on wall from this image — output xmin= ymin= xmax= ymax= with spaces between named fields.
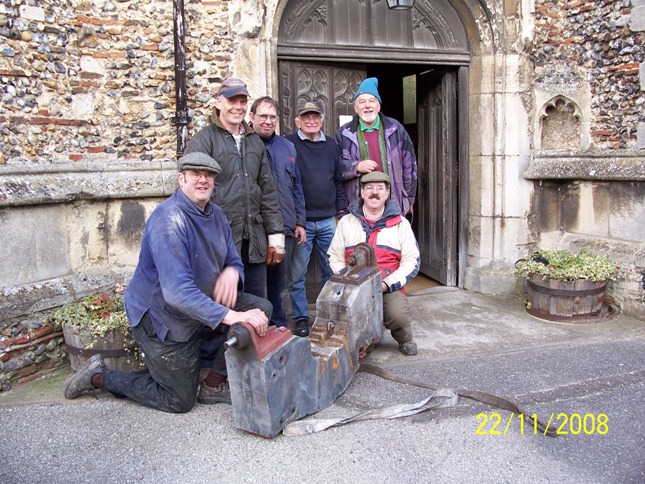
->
xmin=173 ymin=0 xmax=189 ymax=159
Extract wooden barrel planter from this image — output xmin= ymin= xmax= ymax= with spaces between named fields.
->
xmin=526 ymin=274 xmax=608 ymax=323
xmin=62 ymin=323 xmax=146 ymax=372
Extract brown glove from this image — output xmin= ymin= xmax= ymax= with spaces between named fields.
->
xmin=266 ymin=234 xmax=286 ymax=266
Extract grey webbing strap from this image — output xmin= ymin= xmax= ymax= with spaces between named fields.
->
xmin=282 ymin=388 xmax=458 ymax=436
xmin=358 ymin=363 xmax=558 ymax=438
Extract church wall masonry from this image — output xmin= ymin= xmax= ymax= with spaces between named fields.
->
xmin=519 ymin=0 xmax=645 ymax=320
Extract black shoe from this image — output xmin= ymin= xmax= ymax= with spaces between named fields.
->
xmin=198 ymin=381 xmax=231 ymax=404
xmin=293 ymin=319 xmax=310 ymax=337
xmin=64 ymin=353 xmax=105 ymax=399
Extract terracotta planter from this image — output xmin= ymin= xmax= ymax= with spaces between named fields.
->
xmin=526 ymin=274 xmax=608 ymax=322
xmin=62 ymin=323 xmax=146 ymax=372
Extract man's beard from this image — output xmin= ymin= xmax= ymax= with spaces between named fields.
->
xmin=361 ymin=113 xmax=378 ymax=124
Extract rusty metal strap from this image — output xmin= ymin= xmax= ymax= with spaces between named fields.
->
xmin=283 ymin=388 xmax=458 ymax=436
xmin=358 ymin=363 xmax=558 ymax=438
xmin=65 ymin=343 xmax=136 ymax=359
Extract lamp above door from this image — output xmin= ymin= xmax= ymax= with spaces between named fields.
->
xmin=386 ymin=0 xmax=415 ymax=9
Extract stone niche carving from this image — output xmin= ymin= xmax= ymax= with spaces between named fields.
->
xmin=539 ymin=96 xmax=582 ymax=150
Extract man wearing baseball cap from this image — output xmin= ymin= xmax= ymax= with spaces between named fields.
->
xmin=185 ymin=77 xmax=285 ymax=301
xmin=328 ymin=170 xmax=420 ymax=356
xmin=64 ymin=152 xmax=272 ymax=411
xmin=286 ymin=98 xmax=348 ymax=337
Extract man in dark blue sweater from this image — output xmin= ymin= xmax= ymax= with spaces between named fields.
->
xmin=286 ymin=99 xmax=347 ymax=337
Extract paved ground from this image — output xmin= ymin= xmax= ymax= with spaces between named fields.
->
xmin=1 ymin=287 xmax=644 ymax=483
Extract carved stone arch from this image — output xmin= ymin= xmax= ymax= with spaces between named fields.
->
xmin=538 ymin=95 xmax=584 ymax=151
xmin=277 ymin=0 xmax=470 ymax=63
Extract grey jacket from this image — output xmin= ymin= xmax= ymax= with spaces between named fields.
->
xmin=185 ymin=116 xmax=284 ymax=263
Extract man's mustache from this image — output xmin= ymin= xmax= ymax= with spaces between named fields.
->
xmin=369 ymin=193 xmax=381 ymax=200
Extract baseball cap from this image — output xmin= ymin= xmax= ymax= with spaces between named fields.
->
xmin=296 ymin=99 xmax=323 ymax=117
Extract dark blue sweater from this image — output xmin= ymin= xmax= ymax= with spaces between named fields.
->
xmin=286 ymin=132 xmax=347 ymax=221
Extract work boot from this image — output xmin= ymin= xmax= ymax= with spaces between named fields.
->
xmin=63 ymin=353 xmax=106 ymax=399
xmin=293 ymin=319 xmax=309 ymax=337
xmin=198 ymin=381 xmax=232 ymax=404
xmin=398 ymin=340 xmax=418 ymax=356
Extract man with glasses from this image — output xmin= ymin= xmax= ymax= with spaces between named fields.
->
xmin=335 ymin=77 xmax=418 ymax=218
xmin=249 ymin=96 xmax=306 ymax=330
xmin=64 ymin=152 xmax=272 ymax=411
xmin=285 ymin=99 xmax=347 ymax=337
xmin=184 ymin=78 xmax=285 ymax=300
xmin=328 ymin=171 xmax=420 ymax=356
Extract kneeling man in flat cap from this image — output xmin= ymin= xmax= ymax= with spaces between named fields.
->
xmin=64 ymin=152 xmax=272 ymax=412
xmin=328 ymin=171 xmax=420 ymax=356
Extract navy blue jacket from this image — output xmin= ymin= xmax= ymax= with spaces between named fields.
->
xmin=260 ymin=133 xmax=306 ymax=236
xmin=124 ymin=189 xmax=243 ymax=343
xmin=286 ymin=132 xmax=347 ymax=221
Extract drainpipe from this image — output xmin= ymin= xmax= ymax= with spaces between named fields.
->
xmin=173 ymin=0 xmax=189 ymax=159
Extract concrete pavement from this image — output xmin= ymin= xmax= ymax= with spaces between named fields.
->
xmin=1 ymin=287 xmax=644 ymax=483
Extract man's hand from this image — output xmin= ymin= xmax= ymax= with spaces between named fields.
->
xmin=357 ymin=159 xmax=378 ymax=174
xmin=406 ymin=204 xmax=414 ymax=223
xmin=267 ymin=233 xmax=286 ymax=265
xmin=294 ymin=225 xmax=307 ymax=245
xmin=223 ymin=308 xmax=269 ymax=337
xmin=213 ymin=266 xmax=239 ymax=308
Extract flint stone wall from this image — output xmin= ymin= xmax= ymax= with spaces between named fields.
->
xmin=0 ymin=0 xmax=235 ymax=390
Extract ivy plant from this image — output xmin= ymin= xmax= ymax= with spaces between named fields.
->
xmin=515 ymin=248 xmax=617 ymax=282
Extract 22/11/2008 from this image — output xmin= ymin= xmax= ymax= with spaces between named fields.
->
xmin=475 ymin=412 xmax=609 ymax=436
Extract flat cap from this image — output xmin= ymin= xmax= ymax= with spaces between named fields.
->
xmin=177 ymin=152 xmax=222 ymax=174
xmin=360 ymin=171 xmax=390 ymax=186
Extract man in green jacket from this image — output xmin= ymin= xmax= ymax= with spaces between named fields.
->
xmin=185 ymin=78 xmax=285 ymax=299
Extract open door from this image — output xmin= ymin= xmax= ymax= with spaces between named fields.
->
xmin=416 ymin=68 xmax=459 ymax=285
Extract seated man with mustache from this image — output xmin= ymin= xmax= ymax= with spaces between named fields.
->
xmin=327 ymin=171 xmax=420 ymax=356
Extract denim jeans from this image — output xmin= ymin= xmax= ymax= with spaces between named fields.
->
xmin=103 ymin=292 xmax=272 ymax=413
xmin=287 ymin=216 xmax=336 ymax=322
xmin=266 ymin=236 xmax=295 ymax=327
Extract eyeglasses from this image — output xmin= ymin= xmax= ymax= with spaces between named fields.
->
xmin=362 ymin=185 xmax=388 ymax=192
xmin=254 ymin=114 xmax=278 ymax=123
xmin=184 ymin=170 xmax=215 ymax=182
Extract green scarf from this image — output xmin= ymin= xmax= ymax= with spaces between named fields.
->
xmin=357 ymin=117 xmax=388 ymax=177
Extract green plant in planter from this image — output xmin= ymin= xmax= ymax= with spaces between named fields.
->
xmin=54 ymin=286 xmax=145 ymax=369
xmin=515 ymin=248 xmax=617 ymax=282
xmin=55 ymin=292 xmax=129 ymax=338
